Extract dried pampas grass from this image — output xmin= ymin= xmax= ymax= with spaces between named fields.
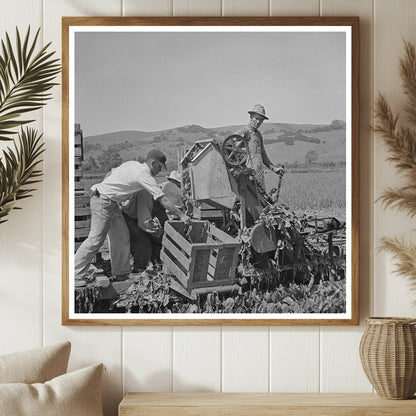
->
xmin=378 ymin=237 xmax=416 ymax=294
xmin=375 ymin=42 xmax=416 ymax=182
xmin=376 ymin=40 xmax=416 ymax=294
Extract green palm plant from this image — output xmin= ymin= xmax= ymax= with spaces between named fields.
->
xmin=0 ymin=27 xmax=60 ymax=223
xmin=375 ymin=40 xmax=416 ymax=293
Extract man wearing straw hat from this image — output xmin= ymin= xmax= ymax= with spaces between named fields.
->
xmin=161 ymin=170 xmax=183 ymax=211
xmin=234 ymin=104 xmax=285 ymax=189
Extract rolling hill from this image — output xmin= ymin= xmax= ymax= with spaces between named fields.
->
xmin=82 ymin=122 xmax=346 ymax=172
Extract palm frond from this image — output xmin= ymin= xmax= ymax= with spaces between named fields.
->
xmin=0 ymin=127 xmax=44 ymax=223
xmin=378 ymin=237 xmax=416 ymax=296
xmin=0 ymin=27 xmax=61 ymax=141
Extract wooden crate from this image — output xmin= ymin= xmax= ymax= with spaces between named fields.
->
xmin=193 ymin=202 xmax=224 ymax=228
xmin=161 ymin=220 xmax=239 ymax=292
xmin=193 ymin=202 xmax=223 ymax=219
xmin=75 ymin=194 xmax=90 ymax=207
xmin=74 ymin=145 xmax=83 ymax=158
xmin=75 ymin=206 xmax=91 ymax=229
xmin=74 ymin=166 xmax=83 ymax=179
xmin=75 ymin=179 xmax=84 ymax=191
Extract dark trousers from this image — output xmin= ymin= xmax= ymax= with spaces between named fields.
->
xmin=122 ymin=201 xmax=167 ymax=270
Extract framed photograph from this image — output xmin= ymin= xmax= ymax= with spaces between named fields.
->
xmin=62 ymin=17 xmax=359 ymax=326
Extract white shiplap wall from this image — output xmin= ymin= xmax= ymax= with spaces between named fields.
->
xmin=1 ymin=1 xmax=416 ymax=415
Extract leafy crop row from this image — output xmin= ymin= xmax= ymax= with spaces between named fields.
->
xmin=103 ymin=269 xmax=346 ymax=315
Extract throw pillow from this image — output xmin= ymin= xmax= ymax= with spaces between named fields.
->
xmin=0 ymin=363 xmax=104 ymax=416
xmin=0 ymin=341 xmax=71 ymax=384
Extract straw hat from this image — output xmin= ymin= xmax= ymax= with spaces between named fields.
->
xmin=168 ymin=170 xmax=181 ymax=183
xmin=248 ymin=104 xmax=269 ymax=120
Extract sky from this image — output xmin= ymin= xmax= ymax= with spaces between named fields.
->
xmin=74 ymin=29 xmax=346 ymax=137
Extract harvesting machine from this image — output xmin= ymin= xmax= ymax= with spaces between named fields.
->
xmin=174 ymin=136 xmax=346 ymax=287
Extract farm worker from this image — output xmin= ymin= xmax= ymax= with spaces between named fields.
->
xmin=74 ymin=149 xmax=189 ymax=287
xmin=235 ymin=104 xmax=284 ymax=189
xmin=121 ymin=189 xmax=168 ymax=272
xmin=122 ymin=170 xmax=183 ymax=271
xmin=161 ymin=170 xmax=184 ymax=212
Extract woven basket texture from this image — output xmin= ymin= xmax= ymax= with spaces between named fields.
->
xmin=359 ymin=317 xmax=416 ymax=399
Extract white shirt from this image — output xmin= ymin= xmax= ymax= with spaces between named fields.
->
xmin=93 ymin=161 xmax=164 ymax=203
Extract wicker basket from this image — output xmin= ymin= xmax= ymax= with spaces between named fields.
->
xmin=359 ymin=317 xmax=416 ymax=399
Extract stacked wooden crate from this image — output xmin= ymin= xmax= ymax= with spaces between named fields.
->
xmin=74 ymin=194 xmax=91 ymax=252
xmin=74 ymin=123 xmax=84 ymax=191
xmin=74 ymin=123 xmax=91 ymax=252
xmin=192 ymin=202 xmax=224 ymax=227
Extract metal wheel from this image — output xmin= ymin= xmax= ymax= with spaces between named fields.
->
xmin=221 ymin=134 xmax=249 ymax=167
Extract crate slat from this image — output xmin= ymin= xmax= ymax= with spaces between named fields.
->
xmin=209 ymin=252 xmax=233 ymax=281
xmin=75 ymin=207 xmax=91 ymax=216
xmin=208 ymin=225 xmax=238 ymax=243
xmin=161 ymin=250 xmax=189 ymax=288
xmin=189 ymin=246 xmax=211 ymax=285
xmin=74 ymin=132 xmax=82 ymax=145
xmin=164 ymin=222 xmax=192 ymax=256
xmin=75 ymin=228 xmax=90 ymax=238
xmin=74 ymin=145 xmax=83 ymax=158
xmin=190 ymin=279 xmax=234 ymax=289
xmin=191 ymin=242 xmax=221 ymax=250
xmin=162 ymin=235 xmax=190 ymax=269
xmin=207 ymin=264 xmax=215 ymax=280
xmin=75 ymin=167 xmax=83 ymax=177
xmin=75 ymin=195 xmax=90 ymax=206
xmin=75 ymin=191 xmax=91 ymax=204
xmin=75 ymin=219 xmax=91 ymax=229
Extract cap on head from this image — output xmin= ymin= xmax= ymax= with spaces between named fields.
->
xmin=168 ymin=170 xmax=182 ymax=183
xmin=146 ymin=149 xmax=167 ymax=170
xmin=248 ymin=104 xmax=269 ymax=120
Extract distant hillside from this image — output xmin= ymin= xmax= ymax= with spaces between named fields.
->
xmin=85 ymin=130 xmax=150 ymax=145
xmin=82 ymin=121 xmax=346 ymax=172
xmin=83 ymin=122 xmax=331 ymax=146
xmin=265 ymin=128 xmax=346 ymax=166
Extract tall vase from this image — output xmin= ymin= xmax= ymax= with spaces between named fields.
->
xmin=359 ymin=317 xmax=416 ymax=399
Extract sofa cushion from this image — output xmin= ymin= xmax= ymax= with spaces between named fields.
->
xmin=0 ymin=341 xmax=71 ymax=384
xmin=0 ymin=363 xmax=104 ymax=416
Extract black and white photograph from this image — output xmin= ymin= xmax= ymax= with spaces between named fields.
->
xmin=63 ymin=17 xmax=359 ymax=325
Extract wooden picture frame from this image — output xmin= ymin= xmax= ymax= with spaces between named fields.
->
xmin=62 ymin=16 xmax=359 ymax=326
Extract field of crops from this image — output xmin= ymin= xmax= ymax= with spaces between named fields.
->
xmin=76 ymin=167 xmax=347 ymax=315
xmin=76 ymin=267 xmax=346 ymax=314
xmin=265 ymin=168 xmax=346 ymax=221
